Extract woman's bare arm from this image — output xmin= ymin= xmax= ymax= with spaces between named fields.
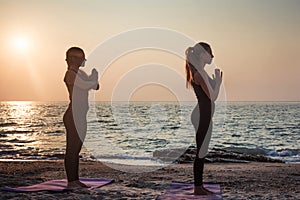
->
xmin=64 ymin=70 xmax=98 ymax=90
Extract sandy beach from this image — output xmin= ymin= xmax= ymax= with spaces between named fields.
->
xmin=0 ymin=160 xmax=299 ymax=200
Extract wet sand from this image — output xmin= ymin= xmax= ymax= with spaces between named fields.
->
xmin=0 ymin=160 xmax=299 ymax=199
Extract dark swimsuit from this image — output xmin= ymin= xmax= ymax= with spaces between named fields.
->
xmin=191 ymin=74 xmax=215 ymax=186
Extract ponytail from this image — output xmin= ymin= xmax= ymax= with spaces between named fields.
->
xmin=185 ymin=47 xmax=196 ymax=88
xmin=185 ymin=42 xmax=212 ymax=89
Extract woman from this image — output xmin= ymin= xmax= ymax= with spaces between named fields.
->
xmin=185 ymin=42 xmax=223 ymax=195
xmin=63 ymin=47 xmax=99 ymax=188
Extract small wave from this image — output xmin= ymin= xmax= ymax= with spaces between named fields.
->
xmin=29 ymin=123 xmax=47 ymax=127
xmin=99 ymin=119 xmax=114 ymax=123
xmin=0 ymin=133 xmax=7 ymax=138
xmin=1 ymin=130 xmax=35 ymax=134
xmin=219 ymin=146 xmax=300 ymax=163
xmin=161 ymin=126 xmax=180 ymax=130
xmin=7 ymin=138 xmax=35 ymax=143
xmin=265 ymin=127 xmax=285 ymax=130
xmin=267 ymin=149 xmax=300 ymax=157
xmin=45 ymin=130 xmax=64 ymax=135
xmin=0 ymin=150 xmax=20 ymax=156
xmin=46 ymin=153 xmax=65 ymax=159
xmin=231 ymin=134 xmax=241 ymax=137
xmin=0 ymin=122 xmax=18 ymax=127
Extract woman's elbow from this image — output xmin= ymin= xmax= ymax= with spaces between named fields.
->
xmin=95 ymin=84 xmax=100 ymax=90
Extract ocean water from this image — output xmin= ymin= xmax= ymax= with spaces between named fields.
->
xmin=0 ymin=101 xmax=299 ymax=165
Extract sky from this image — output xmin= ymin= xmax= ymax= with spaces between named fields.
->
xmin=0 ymin=0 xmax=299 ymax=102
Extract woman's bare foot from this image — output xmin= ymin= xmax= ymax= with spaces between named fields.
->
xmin=67 ymin=180 xmax=89 ymax=189
xmin=194 ymin=185 xmax=214 ymax=195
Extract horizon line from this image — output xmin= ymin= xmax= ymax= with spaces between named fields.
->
xmin=1 ymin=100 xmax=300 ymax=103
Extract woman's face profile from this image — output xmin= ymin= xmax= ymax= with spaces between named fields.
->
xmin=68 ymin=52 xmax=86 ymax=67
xmin=200 ymin=50 xmax=213 ymax=65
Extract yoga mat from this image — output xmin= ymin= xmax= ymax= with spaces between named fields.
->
xmin=2 ymin=178 xmax=113 ymax=192
xmin=157 ymin=182 xmax=222 ymax=200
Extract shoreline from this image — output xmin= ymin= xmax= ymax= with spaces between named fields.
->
xmin=1 ymin=145 xmax=296 ymax=164
xmin=1 ymin=160 xmax=299 ymax=199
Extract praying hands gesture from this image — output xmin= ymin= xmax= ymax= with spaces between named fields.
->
xmin=212 ymin=68 xmax=223 ymax=86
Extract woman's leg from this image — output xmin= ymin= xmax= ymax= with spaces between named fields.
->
xmin=191 ymin=104 xmax=214 ymax=194
xmin=63 ymin=109 xmax=86 ymax=183
xmin=193 ymin=157 xmax=205 ymax=186
xmin=195 ymin=104 xmax=212 ymax=158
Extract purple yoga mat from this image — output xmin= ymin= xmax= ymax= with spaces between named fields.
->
xmin=2 ymin=178 xmax=113 ymax=192
xmin=157 ymin=182 xmax=222 ymax=200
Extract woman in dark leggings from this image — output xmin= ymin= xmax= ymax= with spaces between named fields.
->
xmin=185 ymin=42 xmax=223 ymax=195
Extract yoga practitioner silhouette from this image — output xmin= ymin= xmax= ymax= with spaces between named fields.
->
xmin=63 ymin=47 xmax=99 ymax=188
xmin=185 ymin=42 xmax=223 ymax=195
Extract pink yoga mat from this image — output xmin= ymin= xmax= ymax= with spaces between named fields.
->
xmin=2 ymin=178 xmax=113 ymax=192
xmin=157 ymin=182 xmax=222 ymax=200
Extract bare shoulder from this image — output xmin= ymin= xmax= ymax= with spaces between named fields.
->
xmin=64 ymin=70 xmax=76 ymax=84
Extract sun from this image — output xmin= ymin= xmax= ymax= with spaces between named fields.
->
xmin=13 ymin=36 xmax=29 ymax=52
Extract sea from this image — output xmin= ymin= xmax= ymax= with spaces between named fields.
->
xmin=0 ymin=101 xmax=299 ymax=166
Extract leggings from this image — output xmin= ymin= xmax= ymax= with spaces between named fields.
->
xmin=191 ymin=103 xmax=213 ymax=186
xmin=63 ymin=106 xmax=87 ymax=182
